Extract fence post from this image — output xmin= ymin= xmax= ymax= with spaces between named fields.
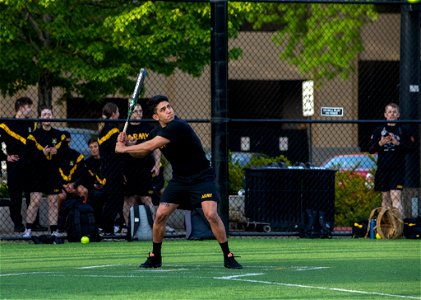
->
xmin=211 ymin=0 xmax=229 ymax=229
xmin=399 ymin=3 xmax=420 ymax=189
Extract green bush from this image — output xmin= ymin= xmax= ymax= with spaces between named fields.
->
xmin=228 ymin=154 xmax=291 ymax=194
xmin=0 ymin=183 xmax=9 ymax=198
xmin=334 ymin=170 xmax=381 ymax=226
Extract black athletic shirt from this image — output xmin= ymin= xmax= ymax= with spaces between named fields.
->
xmin=149 ymin=118 xmax=210 ymax=178
xmin=369 ymin=124 xmax=415 ymax=172
xmin=124 ymin=122 xmax=155 ymax=173
xmin=98 ymin=122 xmax=123 ymax=179
xmin=0 ymin=119 xmax=36 ymax=156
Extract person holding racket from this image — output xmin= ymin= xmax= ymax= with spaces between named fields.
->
xmin=115 ymin=95 xmax=242 ymax=269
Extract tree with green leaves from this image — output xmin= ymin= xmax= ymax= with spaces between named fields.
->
xmin=0 ymin=0 xmax=376 ymax=109
xmin=246 ymin=3 xmax=377 ymax=83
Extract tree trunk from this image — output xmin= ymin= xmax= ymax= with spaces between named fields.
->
xmin=37 ymin=69 xmax=53 ymax=114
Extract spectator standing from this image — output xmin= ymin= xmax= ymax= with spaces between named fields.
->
xmin=0 ymin=97 xmax=40 ymax=232
xmin=123 ymin=103 xmax=161 ymax=225
xmin=369 ymin=103 xmax=416 ymax=218
xmin=23 ymin=107 xmax=66 ymax=238
xmin=115 ymin=95 xmax=242 ymax=269
xmin=97 ymin=102 xmax=125 ymax=236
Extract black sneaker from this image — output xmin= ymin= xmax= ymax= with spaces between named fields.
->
xmin=14 ymin=224 xmax=25 ymax=232
xmin=224 ymin=252 xmax=243 ymax=269
xmin=140 ymin=252 xmax=162 ymax=268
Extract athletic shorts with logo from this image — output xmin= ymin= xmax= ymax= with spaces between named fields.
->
xmin=161 ymin=168 xmax=219 ymax=210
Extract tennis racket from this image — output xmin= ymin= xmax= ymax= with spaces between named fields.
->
xmin=123 ymin=68 xmax=147 ymax=133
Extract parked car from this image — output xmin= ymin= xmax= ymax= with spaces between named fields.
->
xmin=65 ymin=128 xmax=98 ymax=158
xmin=206 ymin=151 xmax=270 ymax=167
xmin=321 ymin=153 xmax=378 ymax=178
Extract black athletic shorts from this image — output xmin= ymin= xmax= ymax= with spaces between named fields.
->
xmin=374 ymin=170 xmax=404 ymax=192
xmin=28 ymin=163 xmax=61 ymax=195
xmin=124 ymin=168 xmax=153 ymax=197
xmin=161 ymin=168 xmax=219 ymax=210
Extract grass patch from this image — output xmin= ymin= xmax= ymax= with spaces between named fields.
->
xmin=1 ymin=238 xmax=420 ymax=299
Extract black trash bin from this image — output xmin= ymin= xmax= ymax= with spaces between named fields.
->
xmin=244 ymin=167 xmax=336 ymax=231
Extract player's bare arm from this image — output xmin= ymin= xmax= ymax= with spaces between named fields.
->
xmin=151 ymin=149 xmax=162 ymax=176
xmin=115 ymin=134 xmax=169 ymax=158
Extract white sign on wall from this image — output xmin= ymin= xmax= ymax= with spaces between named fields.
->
xmin=302 ymin=80 xmax=314 ymax=117
xmin=279 ymin=137 xmax=288 ymax=151
xmin=240 ymin=136 xmax=250 ymax=151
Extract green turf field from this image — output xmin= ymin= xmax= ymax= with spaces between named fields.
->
xmin=1 ymin=238 xmax=420 ymax=299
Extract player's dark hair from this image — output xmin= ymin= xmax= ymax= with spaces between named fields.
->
xmin=87 ymin=137 xmax=98 ymax=146
xmin=15 ymin=97 xmax=33 ymax=112
xmin=102 ymin=102 xmax=118 ymax=119
xmin=148 ymin=95 xmax=169 ymax=113
xmin=38 ymin=105 xmax=52 ymax=116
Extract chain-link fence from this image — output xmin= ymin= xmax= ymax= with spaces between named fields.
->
xmin=1 ymin=1 xmax=420 ymax=240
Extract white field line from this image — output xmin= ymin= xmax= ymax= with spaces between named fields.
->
xmin=291 ymin=266 xmax=331 ymax=271
xmin=214 ymin=273 xmax=421 ymax=300
xmin=0 ymin=272 xmax=59 ymax=277
xmin=2 ymin=268 xmax=419 ymax=299
xmin=78 ymin=264 xmax=117 ymax=269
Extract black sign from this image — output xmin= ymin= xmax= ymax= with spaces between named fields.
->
xmin=321 ymin=107 xmax=343 ymax=117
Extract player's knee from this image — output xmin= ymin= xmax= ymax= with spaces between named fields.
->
xmin=154 ymin=212 xmax=169 ymax=225
xmin=203 ymin=210 xmax=219 ymax=225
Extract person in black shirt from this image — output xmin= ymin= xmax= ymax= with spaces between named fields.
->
xmin=83 ymin=138 xmax=106 ymax=229
xmin=116 ymin=95 xmax=242 ymax=269
xmin=123 ymin=103 xmax=161 ymax=225
xmin=0 ymin=97 xmax=38 ymax=232
xmin=23 ymin=107 xmax=67 ymax=238
xmin=369 ymin=103 xmax=416 ymax=218
xmin=98 ymin=102 xmax=125 ymax=236
xmin=56 ymin=131 xmax=89 ymax=235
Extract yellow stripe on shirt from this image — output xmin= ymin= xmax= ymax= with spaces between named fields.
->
xmin=98 ymin=128 xmax=119 ymax=145
xmin=0 ymin=123 xmax=27 ymax=144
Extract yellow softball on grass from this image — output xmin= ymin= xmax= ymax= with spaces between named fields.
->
xmin=81 ymin=236 xmax=90 ymax=244
xmin=375 ymin=233 xmax=381 ymax=239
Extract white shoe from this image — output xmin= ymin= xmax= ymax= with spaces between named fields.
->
xmin=165 ymin=225 xmax=176 ymax=234
xmin=51 ymin=230 xmax=64 ymax=238
xmin=23 ymin=229 xmax=32 ymax=238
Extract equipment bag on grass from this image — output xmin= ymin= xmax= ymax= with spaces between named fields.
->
xmin=365 ymin=207 xmax=403 ymax=239
xmin=184 ymin=208 xmax=214 ymax=240
xmin=127 ymin=204 xmax=153 ymax=241
xmin=301 ymin=209 xmax=332 ymax=239
xmin=352 ymin=220 xmax=368 ymax=238
xmin=65 ymin=202 xmax=98 ymax=242
xmin=403 ymin=217 xmax=421 ymax=239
